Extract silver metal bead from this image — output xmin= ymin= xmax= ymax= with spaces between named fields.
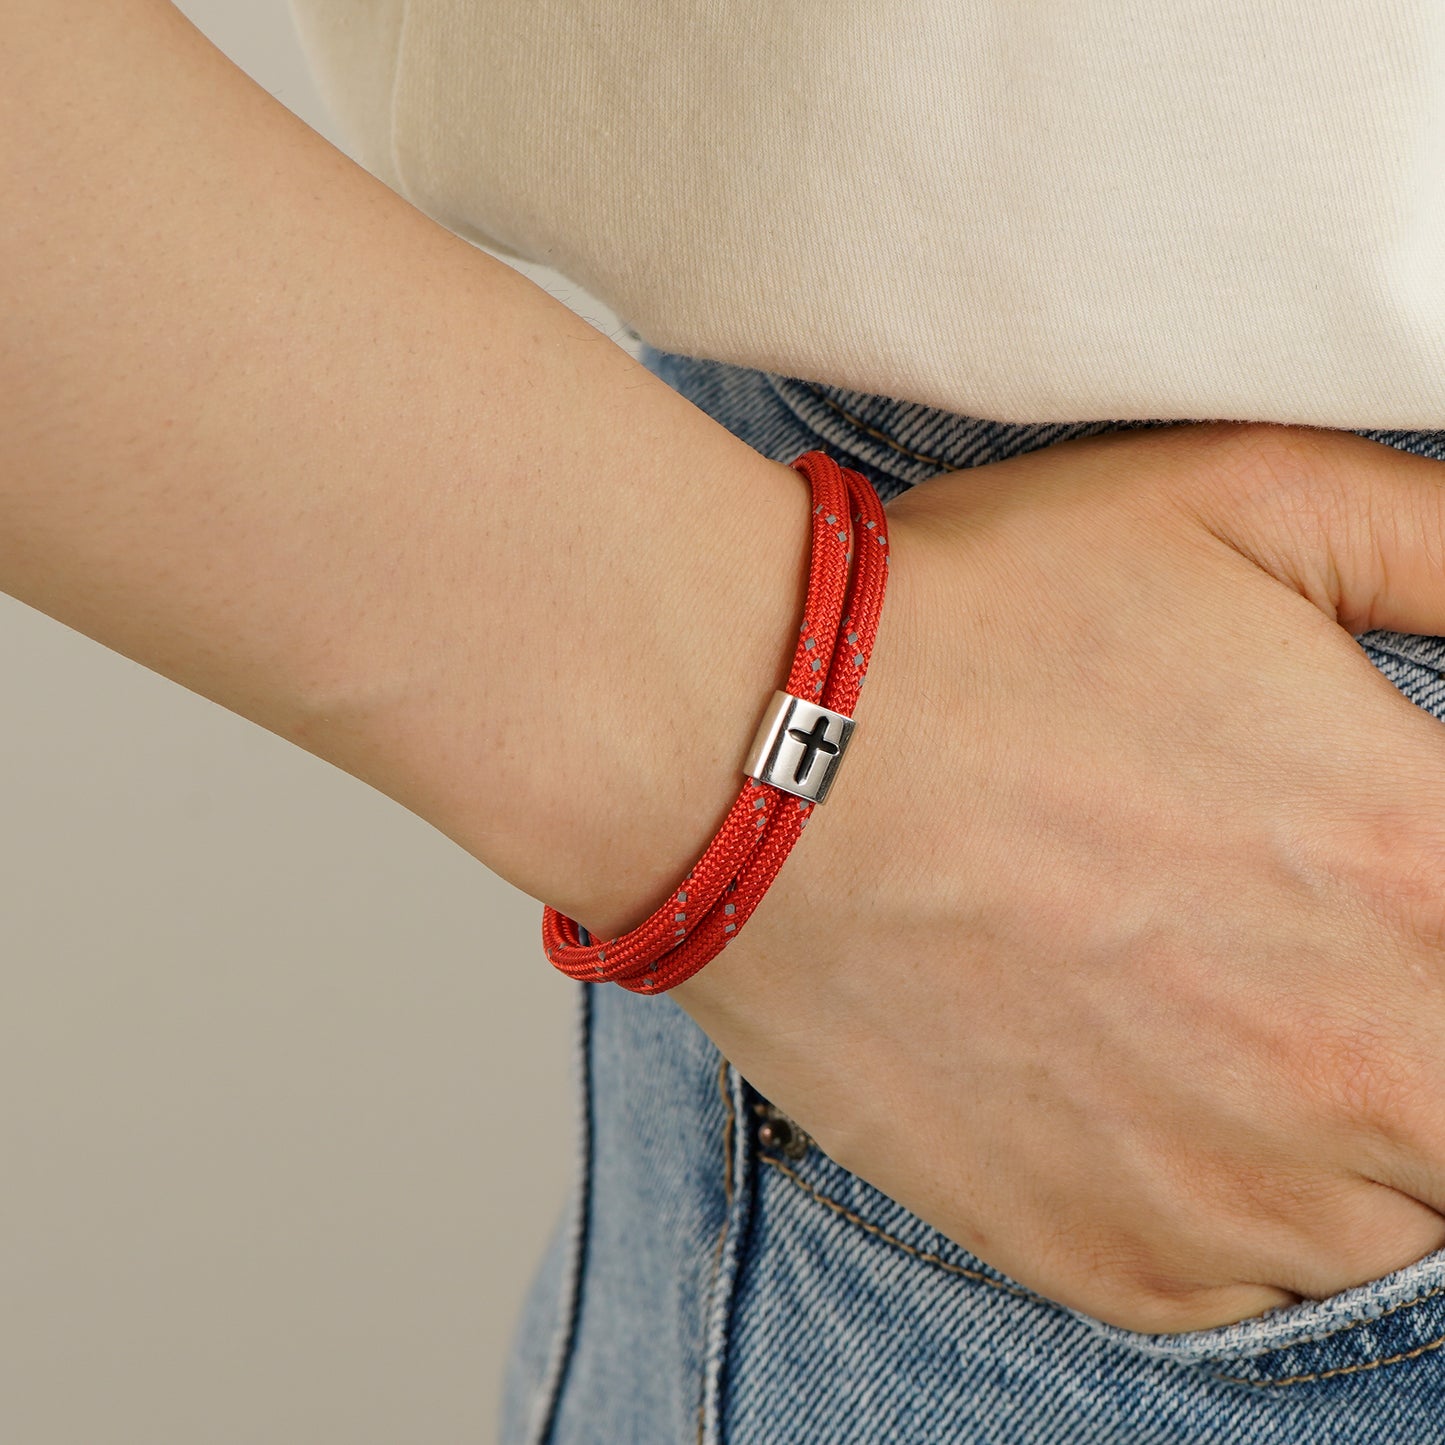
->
xmin=743 ymin=689 xmax=855 ymax=803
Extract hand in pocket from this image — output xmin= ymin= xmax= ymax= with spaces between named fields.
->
xmin=674 ymin=422 xmax=1445 ymax=1335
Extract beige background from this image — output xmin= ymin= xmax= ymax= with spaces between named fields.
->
xmin=0 ymin=4 xmax=616 ymax=1440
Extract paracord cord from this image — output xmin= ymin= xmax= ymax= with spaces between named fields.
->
xmin=541 ymin=450 xmax=890 ymax=994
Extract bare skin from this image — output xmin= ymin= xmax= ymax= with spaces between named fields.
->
xmin=672 ymin=422 xmax=1445 ymax=1333
xmin=9 ymin=1 xmax=1445 ymax=1341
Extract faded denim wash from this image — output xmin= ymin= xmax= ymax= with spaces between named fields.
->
xmin=500 ymin=343 xmax=1445 ymax=1444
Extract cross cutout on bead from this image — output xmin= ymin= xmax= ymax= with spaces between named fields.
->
xmin=743 ymin=690 xmax=856 ymax=804
xmin=786 ymin=715 xmax=840 ymax=785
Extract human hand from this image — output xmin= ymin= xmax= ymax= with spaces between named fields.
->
xmin=672 ymin=421 xmax=1445 ymax=1335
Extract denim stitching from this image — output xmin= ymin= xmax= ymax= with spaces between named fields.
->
xmin=793 ymin=382 xmax=957 ymax=471
xmin=1212 ymin=1329 xmax=1445 ymax=1389
xmin=760 ymin=1154 xmax=1038 ymax=1302
xmin=1209 ymin=1282 xmax=1445 ymax=1359
xmin=697 ymin=1057 xmax=736 ymax=1445
xmin=765 ymin=1153 xmax=1445 ymax=1373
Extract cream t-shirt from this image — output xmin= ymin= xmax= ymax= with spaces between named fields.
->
xmin=288 ymin=2 xmax=1445 ymax=428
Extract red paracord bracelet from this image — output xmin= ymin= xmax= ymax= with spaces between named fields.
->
xmin=541 ymin=449 xmax=890 ymax=994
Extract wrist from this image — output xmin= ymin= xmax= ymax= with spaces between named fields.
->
xmin=270 ymin=250 xmax=818 ymax=937
xmin=668 ymin=499 xmax=931 ymax=1022
xmin=557 ymin=450 xmax=816 ymax=941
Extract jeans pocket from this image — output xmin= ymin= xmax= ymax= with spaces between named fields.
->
xmin=750 ymin=1089 xmax=1445 ymax=1395
xmin=1074 ymin=1249 xmax=1445 ymax=1389
xmin=734 ymin=1095 xmax=1445 ymax=1444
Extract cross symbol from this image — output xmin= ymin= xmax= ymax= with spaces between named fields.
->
xmin=786 ymin=716 xmax=839 ymax=785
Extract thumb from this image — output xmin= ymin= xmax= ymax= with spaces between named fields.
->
xmin=1182 ymin=424 xmax=1445 ymax=638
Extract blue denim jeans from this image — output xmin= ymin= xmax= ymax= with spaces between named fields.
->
xmin=500 ymin=346 xmax=1445 ymax=1443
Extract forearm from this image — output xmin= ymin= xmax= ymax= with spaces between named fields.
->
xmin=0 ymin=0 xmax=810 ymax=939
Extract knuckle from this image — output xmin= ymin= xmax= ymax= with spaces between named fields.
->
xmin=1052 ymin=1232 xmax=1223 ymax=1334
xmin=1075 ymin=1247 xmax=1301 ymax=1333
xmin=1328 ymin=808 xmax=1445 ymax=954
xmin=1115 ymin=1295 xmax=1219 ymax=1336
xmin=1088 ymin=1275 xmax=1238 ymax=1335
xmin=1285 ymin=1010 xmax=1418 ymax=1133
xmin=1210 ymin=1155 xmax=1338 ymax=1228
xmin=1322 ymin=1222 xmax=1437 ymax=1295
xmin=1279 ymin=1189 xmax=1445 ymax=1298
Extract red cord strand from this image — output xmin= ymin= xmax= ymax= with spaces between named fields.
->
xmin=541 ymin=450 xmax=890 ymax=993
